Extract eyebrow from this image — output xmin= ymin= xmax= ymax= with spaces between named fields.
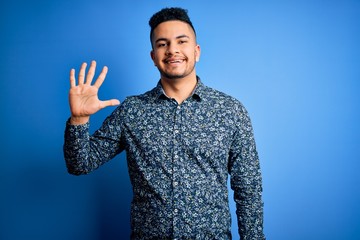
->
xmin=155 ymin=34 xmax=190 ymax=43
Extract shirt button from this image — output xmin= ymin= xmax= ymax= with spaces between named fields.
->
xmin=173 ymin=181 xmax=178 ymax=186
xmin=174 ymin=208 xmax=178 ymax=213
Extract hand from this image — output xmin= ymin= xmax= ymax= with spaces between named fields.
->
xmin=69 ymin=60 xmax=120 ymax=125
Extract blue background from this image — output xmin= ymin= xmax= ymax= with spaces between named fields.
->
xmin=1 ymin=0 xmax=359 ymax=239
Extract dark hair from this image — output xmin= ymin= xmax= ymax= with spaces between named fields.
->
xmin=149 ymin=7 xmax=196 ymax=44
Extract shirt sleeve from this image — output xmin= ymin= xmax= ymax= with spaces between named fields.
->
xmin=228 ymin=105 xmax=265 ymax=240
xmin=63 ymin=106 xmax=125 ymax=175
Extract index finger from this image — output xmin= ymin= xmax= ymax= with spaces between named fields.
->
xmin=93 ymin=66 xmax=108 ymax=89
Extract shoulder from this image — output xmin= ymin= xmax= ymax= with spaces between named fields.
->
xmin=200 ymin=84 xmax=248 ymax=114
xmin=204 ymin=85 xmax=256 ymax=133
xmin=110 ymin=87 xmax=158 ymax=117
xmin=117 ymin=86 xmax=158 ymax=108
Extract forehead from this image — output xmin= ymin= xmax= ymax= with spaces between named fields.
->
xmin=152 ymin=20 xmax=196 ymax=40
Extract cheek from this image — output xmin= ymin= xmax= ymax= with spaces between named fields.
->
xmin=152 ymin=51 xmax=163 ymax=62
xmin=151 ymin=54 xmax=160 ymax=65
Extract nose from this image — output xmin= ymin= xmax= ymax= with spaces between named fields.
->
xmin=166 ymin=42 xmax=179 ymax=55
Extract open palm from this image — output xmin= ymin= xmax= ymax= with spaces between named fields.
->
xmin=69 ymin=61 xmax=120 ymax=124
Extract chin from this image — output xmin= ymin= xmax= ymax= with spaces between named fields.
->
xmin=162 ymin=72 xmax=187 ymax=80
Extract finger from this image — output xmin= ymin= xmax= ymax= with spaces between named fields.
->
xmin=70 ymin=68 xmax=76 ymax=87
xmin=99 ymin=99 xmax=121 ymax=109
xmin=85 ymin=60 xmax=96 ymax=85
xmin=78 ymin=62 xmax=87 ymax=85
xmin=93 ymin=66 xmax=108 ymax=88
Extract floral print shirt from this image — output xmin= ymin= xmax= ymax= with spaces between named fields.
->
xmin=64 ymin=79 xmax=265 ymax=240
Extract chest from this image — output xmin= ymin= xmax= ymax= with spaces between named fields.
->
xmin=124 ymin=102 xmax=237 ymax=156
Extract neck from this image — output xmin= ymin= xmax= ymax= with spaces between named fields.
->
xmin=160 ymin=73 xmax=197 ymax=104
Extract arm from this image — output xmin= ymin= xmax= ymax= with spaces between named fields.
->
xmin=63 ymin=60 xmax=121 ymax=175
xmin=63 ymin=110 xmax=124 ymax=175
xmin=228 ymin=106 xmax=265 ymax=240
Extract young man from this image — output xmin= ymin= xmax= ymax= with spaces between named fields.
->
xmin=64 ymin=7 xmax=265 ymax=240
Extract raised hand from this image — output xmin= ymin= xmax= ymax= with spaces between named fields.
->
xmin=69 ymin=60 xmax=120 ymax=125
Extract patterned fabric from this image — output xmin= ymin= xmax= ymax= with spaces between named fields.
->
xmin=64 ymin=78 xmax=265 ymax=240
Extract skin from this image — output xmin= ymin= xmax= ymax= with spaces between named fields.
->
xmin=68 ymin=61 xmax=120 ymax=125
xmin=150 ymin=20 xmax=201 ymax=103
xmin=69 ymin=20 xmax=200 ymax=125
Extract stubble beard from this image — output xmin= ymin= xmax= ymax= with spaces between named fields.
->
xmin=159 ymin=61 xmax=196 ymax=80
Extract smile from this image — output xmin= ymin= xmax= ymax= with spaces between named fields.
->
xmin=165 ymin=58 xmax=185 ymax=64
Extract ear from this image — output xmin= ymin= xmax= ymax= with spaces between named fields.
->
xmin=195 ymin=45 xmax=201 ymax=62
xmin=150 ymin=50 xmax=156 ymax=66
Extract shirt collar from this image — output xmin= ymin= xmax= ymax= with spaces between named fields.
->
xmin=153 ymin=76 xmax=205 ymax=101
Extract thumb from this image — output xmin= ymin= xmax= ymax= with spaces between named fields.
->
xmin=100 ymin=99 xmax=121 ymax=109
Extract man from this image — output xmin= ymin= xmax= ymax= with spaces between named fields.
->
xmin=64 ymin=7 xmax=265 ymax=240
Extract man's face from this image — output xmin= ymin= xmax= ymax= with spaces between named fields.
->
xmin=151 ymin=20 xmax=200 ymax=80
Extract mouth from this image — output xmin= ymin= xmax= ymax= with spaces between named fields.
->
xmin=164 ymin=58 xmax=185 ymax=65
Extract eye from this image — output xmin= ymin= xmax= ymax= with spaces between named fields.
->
xmin=179 ymin=40 xmax=187 ymax=44
xmin=157 ymin=42 xmax=167 ymax=48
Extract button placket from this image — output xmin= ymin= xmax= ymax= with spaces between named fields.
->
xmin=172 ymin=104 xmax=182 ymax=236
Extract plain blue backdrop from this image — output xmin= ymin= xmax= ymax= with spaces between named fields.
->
xmin=1 ymin=0 xmax=359 ymax=239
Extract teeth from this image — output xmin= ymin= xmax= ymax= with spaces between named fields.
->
xmin=167 ymin=59 xmax=183 ymax=63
